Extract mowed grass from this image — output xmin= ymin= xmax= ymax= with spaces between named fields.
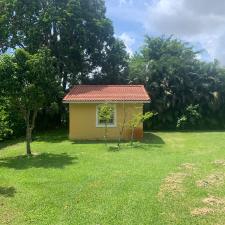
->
xmin=1 ymin=131 xmax=225 ymax=225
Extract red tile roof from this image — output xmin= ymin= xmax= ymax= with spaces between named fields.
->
xmin=63 ymin=85 xmax=150 ymax=103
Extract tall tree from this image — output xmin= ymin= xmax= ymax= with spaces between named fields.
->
xmin=129 ymin=36 xmax=225 ymax=130
xmin=92 ymin=39 xmax=129 ymax=84
xmin=0 ymin=48 xmax=60 ymax=155
xmin=0 ymin=0 xmax=128 ymax=89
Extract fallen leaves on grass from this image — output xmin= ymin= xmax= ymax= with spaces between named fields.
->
xmin=196 ymin=172 xmax=225 ymax=188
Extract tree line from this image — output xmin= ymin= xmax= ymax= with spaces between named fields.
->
xmin=129 ymin=36 xmax=225 ymax=130
xmin=1 ymin=0 xmax=225 ymax=147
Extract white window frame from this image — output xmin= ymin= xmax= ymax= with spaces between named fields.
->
xmin=96 ymin=104 xmax=117 ymax=128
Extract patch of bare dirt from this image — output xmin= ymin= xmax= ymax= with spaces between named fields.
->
xmin=0 ymin=208 xmax=15 ymax=224
xmin=158 ymin=172 xmax=188 ymax=199
xmin=191 ymin=195 xmax=225 ymax=217
xmin=180 ymin=163 xmax=195 ymax=170
xmin=158 ymin=163 xmax=197 ymax=199
xmin=191 ymin=207 xmax=214 ymax=216
xmin=214 ymin=160 xmax=225 ymax=166
xmin=196 ymin=172 xmax=225 ymax=188
xmin=202 ymin=195 xmax=225 ymax=206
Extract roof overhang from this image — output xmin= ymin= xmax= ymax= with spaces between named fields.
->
xmin=63 ymin=85 xmax=151 ymax=103
xmin=63 ymin=100 xmax=151 ymax=104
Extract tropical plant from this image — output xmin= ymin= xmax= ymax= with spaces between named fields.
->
xmin=129 ymin=36 xmax=225 ymax=130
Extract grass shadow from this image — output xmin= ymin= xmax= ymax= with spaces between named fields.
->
xmin=0 ymin=138 xmax=24 ymax=150
xmin=71 ymin=140 xmax=120 ymax=145
xmin=142 ymin=132 xmax=165 ymax=145
xmin=125 ymin=132 xmax=166 ymax=150
xmin=33 ymin=129 xmax=68 ymax=143
xmin=71 ymin=133 xmax=166 ymax=151
xmin=0 ymin=153 xmax=77 ymax=170
xmin=0 ymin=129 xmax=69 ymax=150
xmin=0 ymin=186 xmax=16 ymax=197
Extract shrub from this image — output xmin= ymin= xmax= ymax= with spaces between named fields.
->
xmin=177 ymin=104 xmax=201 ymax=129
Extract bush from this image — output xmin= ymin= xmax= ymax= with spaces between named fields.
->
xmin=177 ymin=104 xmax=201 ymax=129
xmin=0 ymin=98 xmax=25 ymax=140
xmin=0 ymin=105 xmax=12 ymax=140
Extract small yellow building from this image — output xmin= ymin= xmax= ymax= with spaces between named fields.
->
xmin=63 ymin=85 xmax=150 ymax=140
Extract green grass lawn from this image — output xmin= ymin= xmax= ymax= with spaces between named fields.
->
xmin=1 ymin=130 xmax=225 ymax=225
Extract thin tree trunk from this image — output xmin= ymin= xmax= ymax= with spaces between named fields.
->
xmin=26 ymin=126 xmax=32 ymax=156
xmin=131 ymin=127 xmax=134 ymax=147
xmin=118 ymin=101 xmax=126 ymax=149
xmin=25 ymin=110 xmax=37 ymax=156
xmin=104 ymin=123 xmax=108 ymax=146
xmin=25 ymin=110 xmax=31 ymax=156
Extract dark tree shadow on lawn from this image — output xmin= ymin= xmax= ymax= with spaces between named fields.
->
xmin=0 ymin=153 xmax=77 ymax=170
xmin=0 ymin=138 xmax=24 ymax=151
xmin=0 ymin=186 xmax=16 ymax=197
xmin=33 ymin=129 xmax=68 ymax=143
xmin=142 ymin=132 xmax=165 ymax=145
xmin=71 ymin=133 xmax=165 ymax=148
xmin=0 ymin=129 xmax=69 ymax=150
xmin=131 ymin=132 xmax=165 ymax=150
xmin=71 ymin=140 xmax=116 ymax=144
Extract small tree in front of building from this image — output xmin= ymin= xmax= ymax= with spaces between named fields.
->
xmin=98 ymin=103 xmax=114 ymax=145
xmin=128 ymin=112 xmax=154 ymax=146
xmin=117 ymin=101 xmax=127 ymax=149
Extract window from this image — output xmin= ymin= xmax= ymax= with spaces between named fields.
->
xmin=96 ymin=104 xmax=116 ymax=127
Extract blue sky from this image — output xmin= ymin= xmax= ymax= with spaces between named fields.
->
xmin=105 ymin=0 xmax=149 ymax=54
xmin=105 ymin=0 xmax=225 ymax=64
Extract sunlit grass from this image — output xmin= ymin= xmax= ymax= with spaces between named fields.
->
xmin=1 ymin=130 xmax=225 ymax=225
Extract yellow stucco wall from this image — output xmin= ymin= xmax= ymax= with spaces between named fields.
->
xmin=69 ymin=103 xmax=143 ymax=140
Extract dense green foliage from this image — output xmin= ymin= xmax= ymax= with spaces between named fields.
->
xmin=1 ymin=130 xmax=225 ymax=224
xmin=0 ymin=0 xmax=128 ymax=88
xmin=129 ymin=36 xmax=225 ymax=130
xmin=0 ymin=101 xmax=12 ymax=140
xmin=0 ymin=98 xmax=24 ymax=139
xmin=0 ymin=48 xmax=60 ymax=154
xmin=1 ymin=1 xmax=225 ymax=140
xmin=176 ymin=104 xmax=201 ymax=129
xmin=0 ymin=0 xmax=128 ymax=140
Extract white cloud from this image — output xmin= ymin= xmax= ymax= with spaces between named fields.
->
xmin=119 ymin=0 xmax=133 ymax=6
xmin=143 ymin=0 xmax=225 ymax=64
xmin=118 ymin=33 xmax=135 ymax=55
xmin=106 ymin=0 xmax=225 ymax=63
